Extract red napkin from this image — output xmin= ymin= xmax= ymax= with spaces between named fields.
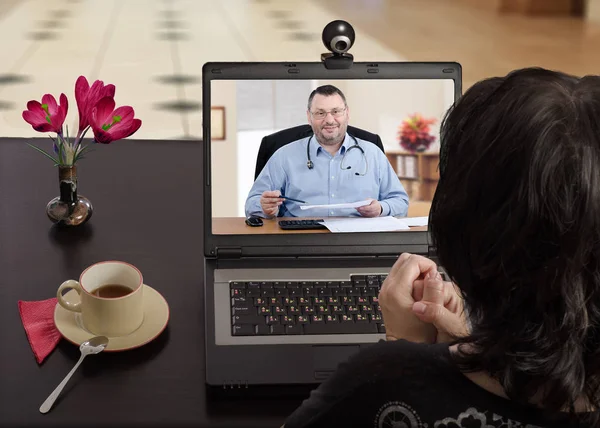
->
xmin=18 ymin=298 xmax=62 ymax=364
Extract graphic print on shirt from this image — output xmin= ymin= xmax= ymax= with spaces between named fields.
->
xmin=433 ymin=407 xmax=544 ymax=428
xmin=374 ymin=401 xmax=425 ymax=428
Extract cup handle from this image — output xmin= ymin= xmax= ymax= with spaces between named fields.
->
xmin=57 ymin=280 xmax=83 ymax=313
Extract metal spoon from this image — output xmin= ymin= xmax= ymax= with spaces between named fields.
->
xmin=39 ymin=336 xmax=109 ymax=414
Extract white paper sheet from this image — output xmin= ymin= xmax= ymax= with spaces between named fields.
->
xmin=318 ymin=216 xmax=410 ymax=233
xmin=299 ymin=199 xmax=371 ymax=210
xmin=398 ymin=216 xmax=429 ymax=227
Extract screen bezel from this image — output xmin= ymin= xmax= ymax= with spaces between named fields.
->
xmin=202 ymin=61 xmax=462 ymax=258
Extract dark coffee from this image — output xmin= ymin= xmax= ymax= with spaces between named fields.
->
xmin=92 ymin=284 xmax=133 ymax=298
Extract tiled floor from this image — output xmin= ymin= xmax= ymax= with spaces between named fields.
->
xmin=0 ymin=0 xmax=402 ymax=140
xmin=3 ymin=0 xmax=600 ymax=141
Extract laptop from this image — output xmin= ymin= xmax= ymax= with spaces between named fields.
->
xmin=202 ymin=61 xmax=462 ymax=388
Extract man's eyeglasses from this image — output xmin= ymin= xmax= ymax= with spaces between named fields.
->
xmin=310 ymin=108 xmax=346 ymax=120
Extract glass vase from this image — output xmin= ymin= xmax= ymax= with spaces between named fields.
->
xmin=46 ymin=165 xmax=93 ymax=227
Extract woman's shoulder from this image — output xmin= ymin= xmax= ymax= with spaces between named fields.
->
xmin=340 ymin=339 xmax=454 ymax=382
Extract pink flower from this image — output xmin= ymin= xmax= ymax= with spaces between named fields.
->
xmin=90 ymin=96 xmax=142 ymax=144
xmin=22 ymin=93 xmax=68 ymax=133
xmin=75 ymin=76 xmax=115 ymax=134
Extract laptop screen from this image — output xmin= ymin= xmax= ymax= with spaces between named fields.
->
xmin=209 ymin=77 xmax=455 ymax=235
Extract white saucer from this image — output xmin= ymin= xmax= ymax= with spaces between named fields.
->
xmin=54 ymin=284 xmax=170 ymax=352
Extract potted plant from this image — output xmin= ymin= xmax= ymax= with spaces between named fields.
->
xmin=398 ymin=113 xmax=436 ymax=153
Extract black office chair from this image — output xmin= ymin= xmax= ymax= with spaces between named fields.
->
xmin=254 ymin=124 xmax=385 ymax=179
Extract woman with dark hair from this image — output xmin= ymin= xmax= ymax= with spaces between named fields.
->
xmin=283 ymin=67 xmax=600 ymax=428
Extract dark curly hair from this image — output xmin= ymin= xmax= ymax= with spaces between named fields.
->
xmin=430 ymin=67 xmax=600 ymax=422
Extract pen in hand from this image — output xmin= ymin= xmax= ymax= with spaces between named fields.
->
xmin=278 ymin=194 xmax=306 ymax=204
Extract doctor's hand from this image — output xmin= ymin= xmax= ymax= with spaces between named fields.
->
xmin=260 ymin=190 xmax=282 ymax=218
xmin=356 ymin=199 xmax=382 ymax=217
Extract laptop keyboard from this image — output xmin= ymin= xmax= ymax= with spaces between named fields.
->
xmin=278 ymin=219 xmax=327 ymax=230
xmin=230 ymin=274 xmax=386 ymax=336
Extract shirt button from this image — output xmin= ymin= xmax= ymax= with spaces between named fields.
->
xmin=330 ymin=211 xmax=334 ymax=215
xmin=331 ymin=176 xmax=335 ymax=179
xmin=331 ymin=194 xmax=335 ymax=197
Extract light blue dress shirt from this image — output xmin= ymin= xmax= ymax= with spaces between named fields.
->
xmin=245 ymin=133 xmax=409 ymax=218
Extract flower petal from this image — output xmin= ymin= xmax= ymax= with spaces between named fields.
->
xmin=91 ymin=96 xmax=116 ymax=125
xmin=41 ymin=94 xmax=58 ymax=115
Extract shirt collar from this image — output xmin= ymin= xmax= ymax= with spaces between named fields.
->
xmin=312 ymin=132 xmax=352 ymax=158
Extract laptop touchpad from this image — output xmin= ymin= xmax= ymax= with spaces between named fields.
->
xmin=312 ymin=345 xmax=359 ymax=374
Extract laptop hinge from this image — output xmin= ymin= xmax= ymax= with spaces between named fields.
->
xmin=215 ymin=247 xmax=243 ymax=259
xmin=428 ymin=246 xmax=437 ymax=258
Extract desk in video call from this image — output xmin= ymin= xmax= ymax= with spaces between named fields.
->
xmin=212 ymin=217 xmax=428 ymax=234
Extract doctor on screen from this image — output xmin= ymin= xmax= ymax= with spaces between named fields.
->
xmin=244 ymin=85 xmax=409 ymax=219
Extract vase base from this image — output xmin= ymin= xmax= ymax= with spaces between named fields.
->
xmin=46 ymin=195 xmax=93 ymax=227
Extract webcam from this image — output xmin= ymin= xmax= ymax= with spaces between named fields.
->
xmin=321 ymin=20 xmax=355 ymax=70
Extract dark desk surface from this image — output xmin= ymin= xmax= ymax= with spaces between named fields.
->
xmin=0 ymin=138 xmax=304 ymax=427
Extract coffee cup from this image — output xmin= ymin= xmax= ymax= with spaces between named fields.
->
xmin=57 ymin=261 xmax=144 ymax=337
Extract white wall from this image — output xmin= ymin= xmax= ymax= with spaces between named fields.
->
xmin=210 ymin=81 xmax=238 ymax=217
xmin=236 ymin=129 xmax=276 ymax=217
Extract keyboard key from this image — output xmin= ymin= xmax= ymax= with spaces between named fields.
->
xmin=281 ymin=315 xmax=295 ymax=325
xmin=317 ymin=305 xmax=330 ymax=314
xmin=261 ymin=289 xmax=275 ymax=298
xmin=232 ymin=305 xmax=253 ymax=315
xmin=232 ymin=296 xmax=250 ymax=306
xmin=230 ymin=282 xmax=246 ymax=289
xmin=370 ymin=314 xmax=382 ymax=323
xmin=231 ymin=289 xmax=246 ymax=298
xmin=256 ymin=324 xmax=270 ymax=335
xmin=302 ymin=306 xmax=315 ymax=315
xmin=232 ymin=325 xmax=255 ymax=336
xmin=254 ymin=297 xmax=266 ymax=306
xmin=283 ymin=297 xmax=298 ymax=306
xmin=289 ymin=288 xmax=303 ymax=297
xmin=378 ymin=324 xmax=386 ymax=334
xmin=273 ymin=282 xmax=286 ymax=288
xmin=270 ymin=325 xmax=285 ymax=335
xmin=348 ymin=288 xmax=362 ymax=296
xmin=246 ymin=282 xmax=261 ymax=289
xmin=288 ymin=305 xmax=301 ymax=315
xmin=317 ymin=287 xmax=332 ymax=296
xmin=258 ymin=306 xmax=272 ymax=315
xmin=314 ymin=297 xmax=326 ymax=305
xmin=232 ymin=315 xmax=265 ymax=325
xmin=260 ymin=282 xmax=273 ymax=289
xmin=355 ymin=314 xmax=369 ymax=323
xmin=286 ymin=325 xmax=303 ymax=335
xmin=331 ymin=305 xmax=345 ymax=314
xmin=275 ymin=289 xmax=289 ymax=297
xmin=266 ymin=315 xmax=279 ymax=325
xmin=304 ymin=322 xmax=378 ymax=335
xmin=297 ymin=315 xmax=310 ymax=324
xmin=311 ymin=314 xmax=324 ymax=323
xmin=247 ymin=289 xmax=261 ymax=298
xmin=326 ymin=281 xmax=340 ymax=288
xmin=342 ymin=296 xmax=355 ymax=305
xmin=274 ymin=306 xmax=287 ymax=315
xmin=325 ymin=314 xmax=339 ymax=323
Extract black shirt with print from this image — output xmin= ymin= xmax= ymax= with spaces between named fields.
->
xmin=283 ymin=340 xmax=595 ymax=428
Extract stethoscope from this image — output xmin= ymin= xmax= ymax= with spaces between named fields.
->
xmin=306 ymin=134 xmax=368 ymax=176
